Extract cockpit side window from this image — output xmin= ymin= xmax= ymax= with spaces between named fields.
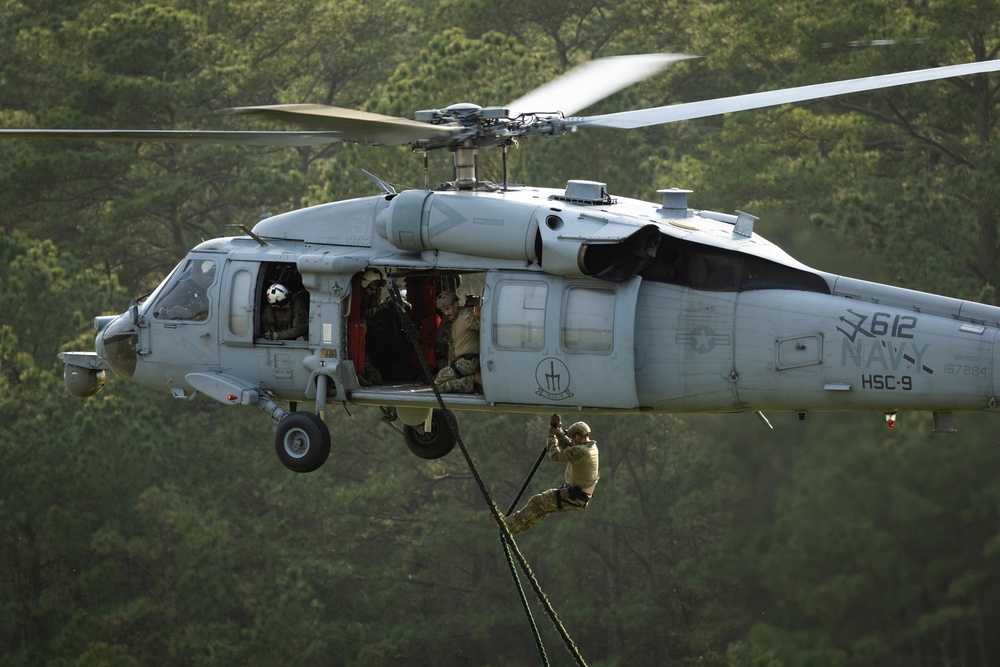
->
xmin=152 ymin=258 xmax=218 ymax=321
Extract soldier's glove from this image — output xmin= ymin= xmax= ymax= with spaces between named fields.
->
xmin=548 ymin=414 xmax=563 ymax=437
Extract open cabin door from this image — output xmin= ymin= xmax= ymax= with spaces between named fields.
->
xmin=481 ymin=272 xmax=641 ymax=409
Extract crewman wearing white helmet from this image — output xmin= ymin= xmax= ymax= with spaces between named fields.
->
xmin=360 ymin=268 xmax=383 ymax=291
xmin=498 ymin=414 xmax=600 ymax=535
xmin=262 ymin=282 xmax=309 ymax=340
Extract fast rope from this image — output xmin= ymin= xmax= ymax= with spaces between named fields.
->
xmin=499 ymin=445 xmax=552 ymax=665
xmin=387 ymin=282 xmax=588 ymax=667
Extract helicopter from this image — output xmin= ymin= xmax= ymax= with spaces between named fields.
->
xmin=5 ymin=53 xmax=1000 ymax=473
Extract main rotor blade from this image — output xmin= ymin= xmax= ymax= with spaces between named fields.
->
xmin=222 ymin=104 xmax=458 ymax=145
xmin=506 ymin=53 xmax=696 ymax=117
xmin=0 ymin=129 xmax=345 ymax=146
xmin=570 ymin=59 xmax=1000 ymax=129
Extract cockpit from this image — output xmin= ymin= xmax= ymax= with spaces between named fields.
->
xmin=151 ymin=258 xmax=219 ymax=321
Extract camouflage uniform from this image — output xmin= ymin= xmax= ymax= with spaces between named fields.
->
xmin=503 ymin=426 xmax=600 ymax=535
xmin=434 ymin=305 xmax=480 ymax=393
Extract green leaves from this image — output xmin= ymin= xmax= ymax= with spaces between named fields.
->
xmin=4 ymin=2 xmax=1000 ymax=665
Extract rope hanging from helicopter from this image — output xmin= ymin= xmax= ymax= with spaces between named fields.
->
xmin=385 ymin=280 xmax=588 ymax=667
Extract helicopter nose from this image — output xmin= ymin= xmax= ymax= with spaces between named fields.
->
xmin=94 ymin=327 xmax=105 ymax=360
xmin=99 ymin=313 xmax=138 ymax=379
xmin=93 ymin=315 xmax=114 ymax=361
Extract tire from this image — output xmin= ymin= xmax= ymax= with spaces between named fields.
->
xmin=274 ymin=412 xmax=331 ymax=473
xmin=402 ymin=409 xmax=458 ymax=459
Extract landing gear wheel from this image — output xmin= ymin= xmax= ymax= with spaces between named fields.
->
xmin=274 ymin=412 xmax=331 ymax=473
xmin=402 ymin=409 xmax=458 ymax=459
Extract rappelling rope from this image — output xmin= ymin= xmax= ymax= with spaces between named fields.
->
xmin=499 ymin=445 xmax=552 ymax=665
xmin=508 ymin=446 xmax=549 ymax=514
xmin=386 ymin=282 xmax=587 ymax=667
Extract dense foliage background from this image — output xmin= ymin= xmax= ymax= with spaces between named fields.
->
xmin=3 ymin=1 xmax=1000 ymax=665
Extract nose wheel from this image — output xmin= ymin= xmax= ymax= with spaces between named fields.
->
xmin=274 ymin=412 xmax=331 ymax=473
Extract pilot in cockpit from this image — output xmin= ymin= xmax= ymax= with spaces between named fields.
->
xmin=154 ymin=259 xmax=217 ymax=321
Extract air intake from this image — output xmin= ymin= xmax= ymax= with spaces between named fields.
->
xmin=657 ymin=188 xmax=691 ymax=219
xmin=550 ymin=180 xmax=615 ymax=205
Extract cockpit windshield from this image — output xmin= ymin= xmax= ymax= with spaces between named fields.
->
xmin=151 ymin=257 xmax=218 ymax=321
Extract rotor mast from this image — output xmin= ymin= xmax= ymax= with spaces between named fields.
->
xmin=452 ymin=143 xmax=478 ymax=189
xmin=414 ymin=103 xmax=503 ymax=190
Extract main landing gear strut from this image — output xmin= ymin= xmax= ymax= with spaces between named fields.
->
xmin=257 ymin=384 xmax=333 ymax=474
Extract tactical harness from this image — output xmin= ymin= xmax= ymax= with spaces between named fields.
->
xmin=556 ymin=484 xmax=592 ymax=509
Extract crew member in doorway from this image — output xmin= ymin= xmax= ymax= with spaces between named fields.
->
xmin=359 ymin=268 xmax=384 ymax=322
xmin=358 ymin=268 xmax=385 ymax=386
xmin=433 ymin=290 xmax=481 ymax=393
xmin=498 ymin=415 xmax=599 ymax=535
xmin=262 ymin=283 xmax=308 ymax=340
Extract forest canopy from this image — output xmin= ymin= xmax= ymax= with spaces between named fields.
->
xmin=3 ymin=1 xmax=1000 ymax=665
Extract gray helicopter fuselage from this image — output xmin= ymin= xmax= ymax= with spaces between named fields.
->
xmin=72 ymin=182 xmax=1000 ymax=425
xmin=30 ymin=53 xmax=1000 ymax=472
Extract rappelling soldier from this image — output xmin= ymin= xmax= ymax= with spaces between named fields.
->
xmin=498 ymin=414 xmax=600 ymax=535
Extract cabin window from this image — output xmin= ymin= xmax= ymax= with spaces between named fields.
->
xmin=561 ymin=286 xmax=615 ymax=353
xmin=493 ymin=281 xmax=547 ymax=350
xmin=228 ymin=269 xmax=252 ymax=336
